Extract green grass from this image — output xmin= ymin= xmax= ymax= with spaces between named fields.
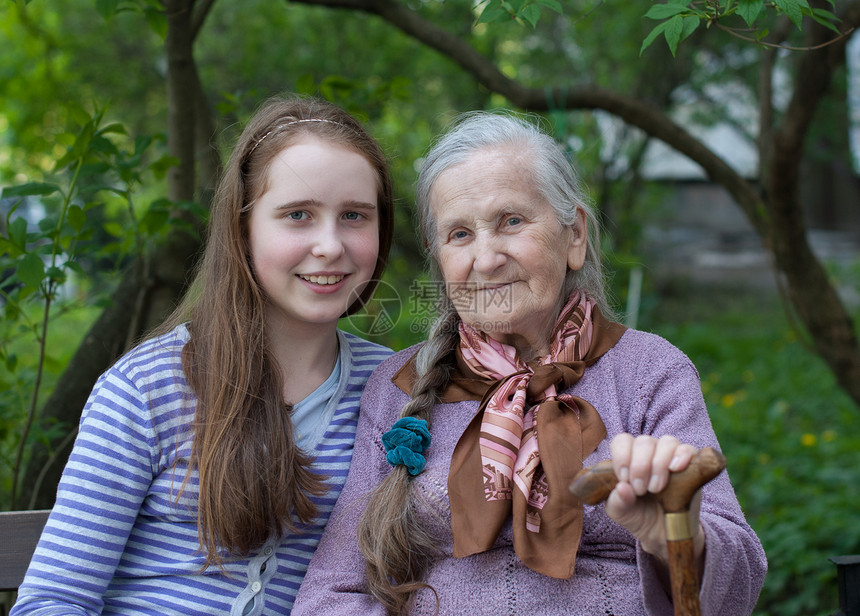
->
xmin=641 ymin=285 xmax=860 ymax=616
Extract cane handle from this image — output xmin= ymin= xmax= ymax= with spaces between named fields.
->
xmin=569 ymin=446 xmax=727 ymax=512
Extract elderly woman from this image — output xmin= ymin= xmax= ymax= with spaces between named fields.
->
xmin=292 ymin=112 xmax=766 ymax=615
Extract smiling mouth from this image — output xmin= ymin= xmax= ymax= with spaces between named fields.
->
xmin=300 ymin=274 xmax=345 ymax=285
xmin=471 ymin=282 xmax=512 ymax=291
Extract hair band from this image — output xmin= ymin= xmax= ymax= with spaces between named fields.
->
xmin=248 ymin=118 xmax=347 ymax=156
xmin=382 ymin=417 xmax=431 ymax=476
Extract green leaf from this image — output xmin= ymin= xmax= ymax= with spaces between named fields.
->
xmin=98 ymin=122 xmax=127 ymax=136
xmin=149 ymin=155 xmax=179 ymax=179
xmin=38 ymin=216 xmax=58 ymax=233
xmin=17 ymin=253 xmax=45 ymax=290
xmin=478 ymin=5 xmax=511 ymax=24
xmin=535 ymin=0 xmax=562 ymax=14
xmin=66 ymin=260 xmax=85 ymax=275
xmin=91 ymin=134 xmax=119 ymax=156
xmin=809 ymin=11 xmax=841 ymax=33
xmin=99 ymin=241 xmax=123 ymax=257
xmin=95 ymin=0 xmax=120 ymax=20
xmin=92 ymin=185 xmax=129 ymax=199
xmin=644 ymin=3 xmax=690 ymax=20
xmin=640 ymin=21 xmax=670 ymax=55
xmin=680 ymin=16 xmax=699 ymax=43
xmin=1 ymin=183 xmax=61 ymax=198
xmin=663 ymin=14 xmax=685 ymax=56
xmin=8 ymin=218 xmax=28 ymax=252
xmin=46 ymin=266 xmax=66 ymax=285
xmin=72 ymin=119 xmax=97 ymax=157
xmin=67 ymin=205 xmax=87 ymax=232
xmin=736 ymin=0 xmax=763 ymax=26
xmin=102 ymin=222 xmax=125 ymax=238
xmin=54 ymin=120 xmax=96 ymax=171
xmin=133 ymin=135 xmax=153 ymax=156
xmin=520 ymin=4 xmax=541 ymax=28
xmin=141 ymin=208 xmax=170 ymax=235
xmin=79 ymin=162 xmax=112 ymax=179
xmin=809 ymin=8 xmax=842 ymax=34
xmin=144 ymin=6 xmax=168 ymax=39
xmin=809 ymin=7 xmax=839 ymax=21
xmin=4 ymin=300 xmax=20 ymax=322
xmin=774 ymin=0 xmax=804 ymax=29
xmin=172 ymin=198 xmax=207 ymax=223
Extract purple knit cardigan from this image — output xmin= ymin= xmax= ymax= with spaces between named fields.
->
xmin=293 ymin=328 xmax=767 ymax=615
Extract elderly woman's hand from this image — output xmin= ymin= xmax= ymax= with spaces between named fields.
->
xmin=604 ymin=434 xmax=705 ymax=568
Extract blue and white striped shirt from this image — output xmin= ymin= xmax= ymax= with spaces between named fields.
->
xmin=12 ymin=325 xmax=392 ymax=615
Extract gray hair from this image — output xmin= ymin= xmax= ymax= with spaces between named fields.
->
xmin=415 ymin=110 xmax=612 ymax=315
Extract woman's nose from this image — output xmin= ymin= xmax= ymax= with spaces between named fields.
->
xmin=471 ymin=235 xmax=507 ymax=275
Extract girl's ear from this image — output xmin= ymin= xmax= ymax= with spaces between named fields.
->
xmin=567 ymin=208 xmax=587 ymax=271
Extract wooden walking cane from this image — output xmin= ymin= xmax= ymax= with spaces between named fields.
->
xmin=569 ymin=447 xmax=727 ymax=616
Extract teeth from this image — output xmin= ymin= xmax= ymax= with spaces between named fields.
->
xmin=301 ymin=274 xmax=344 ymax=285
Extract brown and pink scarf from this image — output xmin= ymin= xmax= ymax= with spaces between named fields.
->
xmin=393 ymin=292 xmax=626 ymax=578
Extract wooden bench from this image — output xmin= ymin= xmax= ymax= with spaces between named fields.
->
xmin=1 ymin=508 xmax=858 ymax=615
xmin=0 ymin=510 xmax=50 ymax=593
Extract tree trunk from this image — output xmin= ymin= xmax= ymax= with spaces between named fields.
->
xmin=20 ymin=0 xmax=214 ymax=509
xmin=763 ymin=3 xmax=860 ymax=403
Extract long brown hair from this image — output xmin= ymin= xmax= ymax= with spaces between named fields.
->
xmin=171 ymin=96 xmax=393 ymax=566
xmin=357 ymin=111 xmax=609 ymax=613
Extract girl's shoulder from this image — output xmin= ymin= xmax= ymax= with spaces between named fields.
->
xmin=105 ymin=323 xmax=189 ymax=384
xmin=82 ymin=325 xmax=193 ymax=431
xmin=337 ymin=330 xmax=394 ymax=372
xmin=338 ymin=329 xmax=393 ymax=356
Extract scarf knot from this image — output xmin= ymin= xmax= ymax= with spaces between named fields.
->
xmin=444 ymin=292 xmax=627 ymax=578
xmin=526 ymin=363 xmax=567 ymax=397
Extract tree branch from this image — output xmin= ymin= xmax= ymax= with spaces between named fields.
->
xmin=757 ymin=16 xmax=794 ymax=175
xmin=191 ymin=0 xmax=218 ymax=42
xmin=288 ymin=0 xmax=768 ymax=233
xmin=286 ymin=0 xmax=860 ymax=405
xmin=775 ymin=0 xmax=860 ymax=172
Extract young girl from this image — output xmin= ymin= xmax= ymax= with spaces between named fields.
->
xmin=11 ymin=96 xmax=394 ymax=615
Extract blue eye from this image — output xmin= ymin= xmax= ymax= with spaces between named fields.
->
xmin=344 ymin=211 xmax=362 ymax=221
xmin=288 ymin=211 xmax=307 ymax=221
xmin=506 ymin=217 xmax=522 ymax=226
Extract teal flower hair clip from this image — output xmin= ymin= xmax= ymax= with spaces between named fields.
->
xmin=382 ymin=417 xmax=431 ymax=476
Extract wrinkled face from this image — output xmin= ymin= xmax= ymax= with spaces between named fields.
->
xmin=429 ymin=145 xmax=586 ymax=356
xmin=248 ymin=135 xmax=380 ymax=335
